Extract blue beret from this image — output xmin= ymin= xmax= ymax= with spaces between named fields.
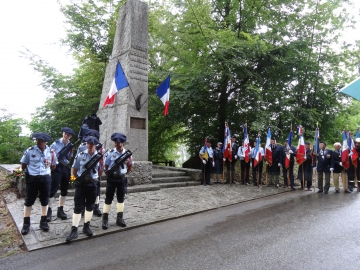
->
xmin=85 ymin=129 xmax=100 ymax=139
xmin=32 ymin=132 xmax=52 ymax=142
xmin=61 ymin=127 xmax=75 ymax=136
xmin=83 ymin=136 xmax=100 ymax=145
xmin=271 ymin=137 xmax=276 ymax=140
xmin=111 ymin=133 xmax=127 ymax=143
xmin=305 ymin=141 xmax=311 ymax=145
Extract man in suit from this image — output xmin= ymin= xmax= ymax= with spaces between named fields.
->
xmin=267 ymin=137 xmax=283 ymax=187
xmin=314 ymin=141 xmax=332 ymax=194
xmin=226 ymin=135 xmax=239 ymax=184
xmin=330 ymin=142 xmax=350 ymax=193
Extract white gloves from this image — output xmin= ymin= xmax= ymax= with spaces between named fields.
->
xmin=330 ymin=168 xmax=334 ymax=171
xmin=223 ymin=158 xmax=226 ymax=161
xmin=212 ymin=162 xmax=215 ymax=167
xmin=339 ymin=162 xmax=342 ymax=167
xmin=234 ymin=155 xmax=238 ymax=159
xmin=265 ymin=161 xmax=268 ymax=165
xmin=313 ymin=167 xmax=317 ymax=171
xmin=250 ymin=163 xmax=252 ymax=167
xmin=289 ymin=150 xmax=293 ymax=154
xmin=202 ymin=160 xmax=206 ymax=165
xmin=278 ymin=163 xmax=281 ymax=167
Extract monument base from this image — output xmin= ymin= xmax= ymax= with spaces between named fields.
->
xmin=127 ymin=161 xmax=152 ymax=185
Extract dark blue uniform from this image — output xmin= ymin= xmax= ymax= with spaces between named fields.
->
xmin=282 ymin=145 xmax=297 ymax=188
xmin=315 ymin=148 xmax=332 ymax=193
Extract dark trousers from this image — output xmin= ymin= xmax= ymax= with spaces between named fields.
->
xmin=105 ymin=177 xmax=127 ymax=204
xmin=252 ymin=160 xmax=263 ymax=185
xmin=317 ymin=171 xmax=330 ymax=191
xmin=226 ymin=160 xmax=237 ymax=183
xmin=240 ymin=159 xmax=250 ymax=184
xmin=283 ymin=166 xmax=295 ymax=187
xmin=73 ymin=184 xmax=97 ymax=214
xmin=201 ymin=161 xmax=212 ymax=185
xmin=24 ymin=175 xmax=51 ymax=207
xmin=50 ymin=164 xmax=70 ymax=197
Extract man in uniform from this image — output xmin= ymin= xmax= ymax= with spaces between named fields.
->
xmin=199 ymin=138 xmax=214 ymax=185
xmin=76 ymin=129 xmax=103 ymax=217
xmin=48 ymin=127 xmax=76 ymax=222
xmin=225 ymin=135 xmax=239 ymax=184
xmin=267 ymin=137 xmax=283 ymax=187
xmin=282 ymin=139 xmax=297 ymax=190
xmin=250 ymin=139 xmax=264 ymax=186
xmin=238 ymin=140 xmax=251 ymax=185
xmin=330 ymin=142 xmax=350 ymax=193
xmin=298 ymin=142 xmax=313 ymax=190
xmin=314 ymin=141 xmax=332 ymax=194
xmin=102 ymin=133 xmax=133 ymax=230
xmin=20 ymin=132 xmax=56 ymax=235
xmin=66 ymin=136 xmax=103 ymax=242
xmin=212 ymin=142 xmax=223 ymax=183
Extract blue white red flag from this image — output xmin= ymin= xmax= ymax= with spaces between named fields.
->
xmin=312 ymin=127 xmax=320 ymax=166
xmin=254 ymin=135 xmax=262 ymax=168
xmin=223 ymin=124 xmax=232 ymax=162
xmin=341 ymin=131 xmax=350 ymax=169
xmin=348 ymin=132 xmax=358 ymax=168
xmin=242 ymin=124 xmax=250 ymax=163
xmin=103 ymin=61 xmax=129 ymax=107
xmin=156 ymin=75 xmax=170 ymax=116
xmin=265 ymin=127 xmax=272 ymax=166
xmin=296 ymin=125 xmax=306 ymax=165
xmin=285 ymin=130 xmax=293 ymax=169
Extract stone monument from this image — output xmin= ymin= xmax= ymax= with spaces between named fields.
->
xmin=97 ymin=0 xmax=151 ymax=185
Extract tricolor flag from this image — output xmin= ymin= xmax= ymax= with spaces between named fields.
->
xmin=223 ymin=124 xmax=232 ymax=162
xmin=200 ymin=137 xmax=209 ymax=161
xmin=312 ymin=127 xmax=320 ymax=166
xmin=156 ymin=75 xmax=170 ymax=116
xmin=285 ymin=130 xmax=293 ymax=169
xmin=242 ymin=124 xmax=250 ymax=163
xmin=342 ymin=131 xmax=350 ymax=170
xmin=296 ymin=125 xmax=306 ymax=165
xmin=348 ymin=132 xmax=358 ymax=168
xmin=103 ymin=61 xmax=129 ymax=107
xmin=265 ymin=127 xmax=272 ymax=166
xmin=254 ymin=135 xmax=262 ymax=168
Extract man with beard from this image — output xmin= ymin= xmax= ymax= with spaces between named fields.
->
xmin=267 ymin=137 xmax=283 ymax=187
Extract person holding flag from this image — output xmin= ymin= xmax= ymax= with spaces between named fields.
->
xmin=346 ymin=132 xmax=358 ymax=192
xmin=238 ymin=124 xmax=251 ymax=185
xmin=225 ymin=135 xmax=239 ymax=184
xmin=213 ymin=142 xmax=223 ymax=184
xmin=199 ymin=138 xmax=214 ymax=186
xmin=355 ymin=137 xmax=360 ymax=192
xmin=250 ymin=136 xmax=264 ymax=186
xmin=330 ymin=139 xmax=350 ymax=193
xmin=314 ymin=141 xmax=332 ymax=194
xmin=267 ymin=136 xmax=283 ymax=187
xmin=298 ymin=142 xmax=313 ymax=190
xmin=282 ymin=131 xmax=297 ymax=190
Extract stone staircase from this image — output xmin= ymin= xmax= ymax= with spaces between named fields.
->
xmin=64 ymin=165 xmax=201 ymax=196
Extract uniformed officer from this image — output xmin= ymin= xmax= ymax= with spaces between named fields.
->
xmin=199 ymin=138 xmax=214 ymax=185
xmin=102 ymin=133 xmax=133 ymax=230
xmin=66 ymin=136 xmax=103 ymax=242
xmin=238 ymin=140 xmax=251 ymax=185
xmin=76 ymin=129 xmax=103 ymax=217
xmin=212 ymin=142 xmax=223 ymax=183
xmin=314 ymin=141 xmax=332 ymax=194
xmin=330 ymin=142 xmax=350 ymax=193
xmin=20 ymin=132 xmax=56 ymax=235
xmin=282 ymin=139 xmax=297 ymax=190
xmin=48 ymin=127 xmax=76 ymax=222
xmin=298 ymin=142 xmax=313 ymax=190
xmin=249 ymin=139 xmax=264 ymax=186
xmin=267 ymin=137 xmax=283 ymax=187
xmin=225 ymin=135 xmax=239 ymax=184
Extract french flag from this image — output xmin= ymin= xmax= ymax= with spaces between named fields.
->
xmin=348 ymin=132 xmax=358 ymax=168
xmin=254 ymin=135 xmax=262 ymax=168
xmin=223 ymin=124 xmax=232 ymax=162
xmin=103 ymin=61 xmax=129 ymax=107
xmin=342 ymin=131 xmax=350 ymax=170
xmin=296 ymin=126 xmax=306 ymax=165
xmin=265 ymin=127 xmax=272 ymax=166
xmin=243 ymin=124 xmax=250 ymax=163
xmin=156 ymin=75 xmax=170 ymax=116
xmin=285 ymin=130 xmax=293 ymax=169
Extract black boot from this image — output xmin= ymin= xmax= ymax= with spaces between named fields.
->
xmin=46 ymin=207 xmax=52 ymax=222
xmin=83 ymin=222 xmax=93 ymax=236
xmin=66 ymin=226 xmax=78 ymax=243
xmin=116 ymin=212 xmax=126 ymax=227
xmin=57 ymin=206 xmax=68 ymax=220
xmin=102 ymin=213 xmax=109 ymax=230
xmin=39 ymin=216 xmax=49 ymax=232
xmin=93 ymin=204 xmax=102 ymax=217
xmin=21 ymin=217 xmax=30 ymax=235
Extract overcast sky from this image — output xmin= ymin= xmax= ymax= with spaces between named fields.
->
xmin=0 ymin=0 xmax=359 ymax=123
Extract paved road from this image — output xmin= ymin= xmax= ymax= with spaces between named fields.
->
xmin=2 ymin=191 xmax=360 ymax=270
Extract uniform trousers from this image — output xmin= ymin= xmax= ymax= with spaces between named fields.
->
xmin=105 ymin=176 xmax=127 ymax=204
xmin=317 ymin=171 xmax=330 ymax=191
xmin=333 ymin=172 xmax=347 ymax=191
xmin=50 ymin=164 xmax=70 ymax=197
xmin=240 ymin=159 xmax=250 ymax=184
xmin=24 ymin=175 xmax=51 ymax=206
xmin=73 ymin=184 xmax=97 ymax=214
xmin=201 ymin=160 xmax=212 ymax=185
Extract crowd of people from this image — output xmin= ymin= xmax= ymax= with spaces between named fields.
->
xmin=199 ymin=135 xmax=360 ymax=195
xmin=19 ymin=127 xmax=133 ymax=243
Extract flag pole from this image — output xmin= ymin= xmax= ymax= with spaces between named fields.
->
xmin=222 ymin=161 xmax=225 ymax=184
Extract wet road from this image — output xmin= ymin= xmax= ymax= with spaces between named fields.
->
xmin=2 ymin=190 xmax=360 ymax=270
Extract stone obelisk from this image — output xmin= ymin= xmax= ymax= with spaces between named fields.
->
xmin=97 ymin=0 xmax=151 ymax=184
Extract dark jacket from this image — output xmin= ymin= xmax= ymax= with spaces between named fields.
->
xmin=268 ymin=144 xmax=283 ymax=175
xmin=282 ymin=145 xmax=297 ymax=168
xmin=298 ymin=149 xmax=313 ymax=180
xmin=330 ymin=150 xmax=343 ymax=173
xmin=315 ymin=148 xmax=332 ymax=173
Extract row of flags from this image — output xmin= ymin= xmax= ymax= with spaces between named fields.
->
xmin=103 ymin=61 xmax=170 ymax=116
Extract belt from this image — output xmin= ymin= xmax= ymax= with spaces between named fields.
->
xmin=30 ymin=175 xmax=50 ymax=179
xmin=111 ymin=174 xmax=126 ymax=179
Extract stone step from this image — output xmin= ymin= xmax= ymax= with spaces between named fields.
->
xmin=62 ymin=181 xmax=201 ymax=197
xmin=152 ymin=170 xmax=187 ymax=178
xmin=152 ymin=176 xmax=192 ymax=184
